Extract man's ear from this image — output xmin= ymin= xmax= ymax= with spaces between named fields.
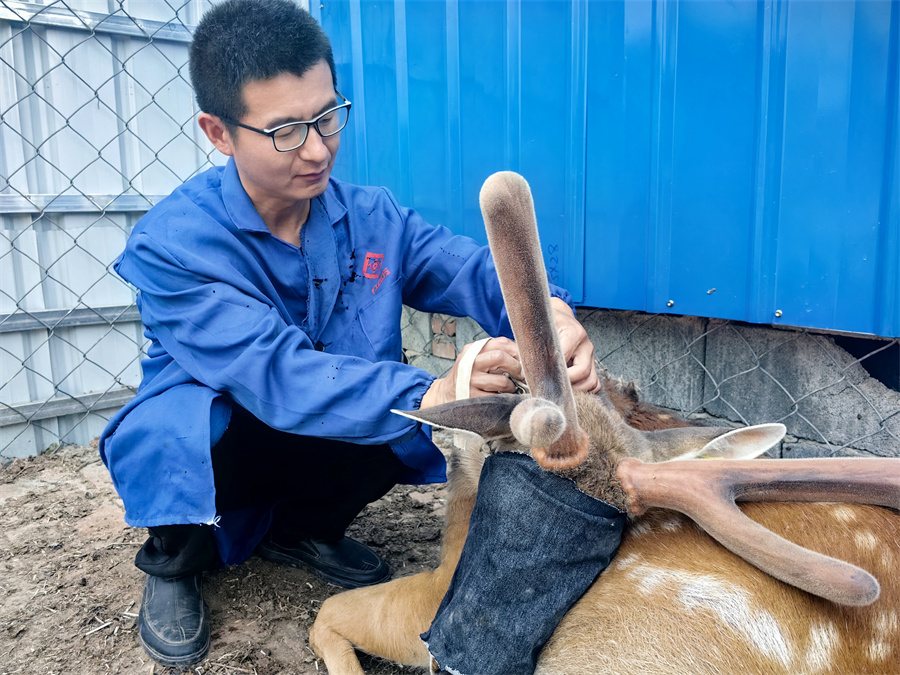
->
xmin=198 ymin=113 xmax=236 ymax=157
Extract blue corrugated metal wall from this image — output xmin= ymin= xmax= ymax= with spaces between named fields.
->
xmin=314 ymin=0 xmax=900 ymax=338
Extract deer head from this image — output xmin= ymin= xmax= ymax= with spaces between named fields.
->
xmin=396 ymin=171 xmax=900 ymax=607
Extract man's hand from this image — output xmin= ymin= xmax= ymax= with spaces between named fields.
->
xmin=421 ymin=337 xmax=523 ymax=409
xmin=550 ymin=297 xmax=601 ymax=393
xmin=420 ymin=301 xmax=598 ymax=409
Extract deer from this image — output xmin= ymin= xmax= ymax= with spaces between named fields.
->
xmin=309 ymin=172 xmax=900 ymax=675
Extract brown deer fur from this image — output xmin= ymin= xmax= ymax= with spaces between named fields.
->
xmin=309 ymin=381 xmax=900 ymax=674
xmin=540 ymin=502 xmax=900 ymax=675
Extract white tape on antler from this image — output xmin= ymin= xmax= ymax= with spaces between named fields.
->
xmin=452 ymin=337 xmax=530 ymax=452
xmin=455 ymin=337 xmax=492 ymax=402
xmin=453 ymin=337 xmax=493 ymax=453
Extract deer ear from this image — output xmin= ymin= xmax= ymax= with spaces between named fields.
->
xmin=670 ymin=423 xmax=787 ymax=461
xmin=392 ymin=393 xmax=526 ymax=440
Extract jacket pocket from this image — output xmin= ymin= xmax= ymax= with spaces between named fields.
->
xmin=357 ymin=274 xmax=403 ymax=362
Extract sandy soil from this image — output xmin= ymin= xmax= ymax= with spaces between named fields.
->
xmin=0 ymin=441 xmax=448 ymax=675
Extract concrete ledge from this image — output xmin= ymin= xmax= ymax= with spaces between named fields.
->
xmin=400 ymin=308 xmax=900 ymax=460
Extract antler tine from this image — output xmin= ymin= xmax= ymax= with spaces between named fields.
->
xmin=480 ymin=171 xmax=589 ymax=469
xmin=617 ymin=456 xmax=900 ymax=606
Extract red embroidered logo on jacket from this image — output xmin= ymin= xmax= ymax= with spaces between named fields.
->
xmin=372 ymin=268 xmax=390 ymax=294
xmin=362 ymin=252 xmax=384 ymax=279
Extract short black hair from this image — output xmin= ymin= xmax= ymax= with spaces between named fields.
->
xmin=189 ymin=0 xmax=337 ymax=123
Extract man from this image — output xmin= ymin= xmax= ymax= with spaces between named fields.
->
xmin=99 ymin=0 xmax=602 ymax=668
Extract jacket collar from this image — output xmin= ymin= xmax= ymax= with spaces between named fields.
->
xmin=221 ymin=158 xmax=348 ymax=233
xmin=221 ymin=158 xmax=269 ymax=234
xmin=220 ymin=159 xmax=349 ymax=342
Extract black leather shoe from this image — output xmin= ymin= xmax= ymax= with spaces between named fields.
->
xmin=137 ymin=574 xmax=210 ymax=667
xmin=258 ymin=535 xmax=390 ymax=588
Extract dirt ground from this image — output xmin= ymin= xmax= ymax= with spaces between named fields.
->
xmin=0 ymin=440 xmax=450 ymax=675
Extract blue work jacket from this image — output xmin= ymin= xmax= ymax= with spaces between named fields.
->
xmin=100 ymin=158 xmax=572 ymax=563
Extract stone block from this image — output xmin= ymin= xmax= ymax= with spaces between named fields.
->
xmin=401 ymin=306 xmax=433 ymax=356
xmin=780 ymin=437 xmax=870 ymax=459
xmin=407 ymin=352 xmax=454 ymax=378
xmin=578 ymin=308 xmax=708 ymax=414
xmin=454 ymin=316 xmax=489 ymax=349
xmin=432 ymin=314 xmax=457 ymax=337
xmin=703 ymin=322 xmax=900 ymax=456
xmin=431 ymin=334 xmax=457 ymax=360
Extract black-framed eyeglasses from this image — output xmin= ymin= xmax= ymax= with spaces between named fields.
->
xmin=221 ymin=91 xmax=351 ymax=152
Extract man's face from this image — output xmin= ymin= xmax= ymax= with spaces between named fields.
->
xmin=229 ymin=61 xmax=341 ymax=208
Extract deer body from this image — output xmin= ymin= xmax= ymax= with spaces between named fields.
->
xmin=540 ymin=502 xmax=900 ymax=675
xmin=310 ymin=390 xmax=900 ymax=674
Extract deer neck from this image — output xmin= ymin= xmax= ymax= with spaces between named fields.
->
xmin=438 ymin=490 xmax=478 ymax=571
xmin=435 ymin=446 xmax=484 ymax=577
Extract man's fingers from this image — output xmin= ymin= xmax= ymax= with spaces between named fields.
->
xmin=481 ymin=336 xmax=519 ymax=359
xmin=473 ymin=340 xmax=523 ymax=381
xmin=568 ymin=365 xmax=601 ymax=393
xmin=469 ymin=371 xmax=519 ymax=396
xmin=565 ymin=348 xmax=593 ymax=379
xmin=477 ymin=351 xmax=522 ymax=376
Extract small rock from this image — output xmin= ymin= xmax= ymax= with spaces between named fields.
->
xmin=408 ymin=491 xmax=433 ymax=506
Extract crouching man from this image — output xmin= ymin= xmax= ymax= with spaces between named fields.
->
xmin=99 ymin=0 xmax=603 ymax=668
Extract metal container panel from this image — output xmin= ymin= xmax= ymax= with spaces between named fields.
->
xmin=316 ymin=0 xmax=587 ymax=294
xmin=316 ymin=0 xmax=900 ymax=337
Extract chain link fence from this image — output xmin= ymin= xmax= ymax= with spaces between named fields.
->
xmin=2 ymin=1 xmax=899 ymax=462
xmin=1 ymin=0 xmax=218 ymax=457
xmin=410 ymin=311 xmax=900 ymax=460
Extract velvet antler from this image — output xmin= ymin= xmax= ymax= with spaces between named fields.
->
xmin=618 ymin=456 xmax=900 ymax=606
xmin=480 ymin=172 xmax=589 ymax=469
